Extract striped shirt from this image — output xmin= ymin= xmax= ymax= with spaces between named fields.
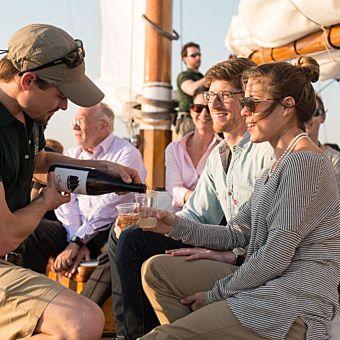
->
xmin=168 ymin=151 xmax=340 ymax=339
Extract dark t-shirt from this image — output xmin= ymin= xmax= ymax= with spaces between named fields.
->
xmin=176 ymin=69 xmax=204 ymax=112
xmin=0 ymin=102 xmax=45 ymax=212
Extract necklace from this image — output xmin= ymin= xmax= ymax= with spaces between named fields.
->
xmin=269 ymin=132 xmax=308 ymax=176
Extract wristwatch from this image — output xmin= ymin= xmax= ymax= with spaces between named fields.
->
xmin=70 ymin=235 xmax=84 ymax=247
xmin=232 ymin=247 xmax=246 ymax=266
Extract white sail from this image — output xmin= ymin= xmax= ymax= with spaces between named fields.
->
xmin=226 ymin=0 xmax=340 ymax=80
xmin=96 ymin=0 xmax=146 ymax=112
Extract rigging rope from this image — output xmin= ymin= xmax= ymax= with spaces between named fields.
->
xmin=142 ymin=14 xmax=180 ymax=41
xmin=128 ymin=0 xmax=135 ymax=137
xmin=180 ymin=0 xmax=183 ymax=72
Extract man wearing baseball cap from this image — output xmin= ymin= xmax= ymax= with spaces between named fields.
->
xmin=0 ymin=23 xmax=140 ymax=338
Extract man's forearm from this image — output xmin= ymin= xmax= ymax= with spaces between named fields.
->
xmin=1 ymin=196 xmax=50 ymax=255
xmin=36 ymin=151 xmax=109 ymax=174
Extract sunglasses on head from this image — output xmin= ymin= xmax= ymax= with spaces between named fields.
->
xmin=239 ymin=97 xmax=281 ymax=112
xmin=19 ymin=39 xmax=85 ymax=75
xmin=190 ymin=103 xmax=210 ymax=113
xmin=188 ymin=52 xmax=201 ymax=58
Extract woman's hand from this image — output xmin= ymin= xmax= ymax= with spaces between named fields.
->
xmin=165 ymin=247 xmax=236 ymax=264
xmin=114 ymin=215 xmax=123 ymax=239
xmin=181 ymin=291 xmax=208 ymax=311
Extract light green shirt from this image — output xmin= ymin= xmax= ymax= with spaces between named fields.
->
xmin=178 ymin=132 xmax=274 ymax=223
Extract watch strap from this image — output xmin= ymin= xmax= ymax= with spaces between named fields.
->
xmin=235 ymin=253 xmax=245 ymax=266
xmin=70 ymin=235 xmax=83 ymax=247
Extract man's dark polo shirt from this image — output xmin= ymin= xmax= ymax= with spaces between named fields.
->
xmin=176 ymin=68 xmax=204 ymax=112
xmin=0 ymin=102 xmax=45 ymax=212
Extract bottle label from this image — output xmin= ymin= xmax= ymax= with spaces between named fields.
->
xmin=54 ymin=167 xmax=88 ymax=194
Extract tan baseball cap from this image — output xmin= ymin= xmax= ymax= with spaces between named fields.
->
xmin=7 ymin=23 xmax=104 ymax=107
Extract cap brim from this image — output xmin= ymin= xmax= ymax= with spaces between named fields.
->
xmin=58 ymin=75 xmax=104 ymax=107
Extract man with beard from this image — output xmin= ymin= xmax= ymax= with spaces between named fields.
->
xmin=0 ymin=23 xmax=140 ymax=339
xmin=108 ymin=58 xmax=274 ymax=340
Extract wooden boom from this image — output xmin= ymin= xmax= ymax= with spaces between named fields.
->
xmin=249 ymin=24 xmax=340 ymax=63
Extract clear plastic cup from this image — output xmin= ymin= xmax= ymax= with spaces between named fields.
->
xmin=116 ymin=202 xmax=140 ymax=231
xmin=135 ymin=190 xmax=159 ymax=208
xmin=135 ymin=191 xmax=159 ymax=228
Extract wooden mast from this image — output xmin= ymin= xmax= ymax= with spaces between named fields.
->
xmin=141 ymin=0 xmax=173 ymax=189
xmin=249 ymin=24 xmax=340 ymax=64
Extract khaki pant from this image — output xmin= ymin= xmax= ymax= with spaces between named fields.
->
xmin=139 ymin=255 xmax=307 ymax=340
xmin=0 ymin=259 xmax=65 ymax=339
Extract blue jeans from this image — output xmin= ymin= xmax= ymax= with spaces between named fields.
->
xmin=108 ymin=226 xmax=191 ymax=340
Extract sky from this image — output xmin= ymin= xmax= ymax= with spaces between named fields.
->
xmin=1 ymin=0 xmax=339 ymax=150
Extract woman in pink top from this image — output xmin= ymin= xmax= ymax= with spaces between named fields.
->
xmin=166 ymin=87 xmax=222 ymax=211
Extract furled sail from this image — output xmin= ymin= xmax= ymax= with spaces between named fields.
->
xmin=226 ymin=0 xmax=340 ymax=80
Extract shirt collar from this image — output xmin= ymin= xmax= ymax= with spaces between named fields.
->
xmin=180 ymin=131 xmax=194 ymax=146
xmin=80 ymin=133 xmax=115 ymax=155
xmin=99 ymin=133 xmax=115 ymax=153
xmin=0 ymin=102 xmax=16 ymax=126
xmin=233 ymin=132 xmax=251 ymax=151
xmin=0 ymin=102 xmax=35 ymax=128
xmin=218 ymin=132 xmax=251 ymax=154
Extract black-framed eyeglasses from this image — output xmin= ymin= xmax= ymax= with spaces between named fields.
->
xmin=239 ymin=97 xmax=282 ymax=112
xmin=18 ymin=39 xmax=85 ymax=75
xmin=188 ymin=52 xmax=201 ymax=58
xmin=203 ymin=90 xmax=243 ymax=104
xmin=190 ymin=103 xmax=210 ymax=113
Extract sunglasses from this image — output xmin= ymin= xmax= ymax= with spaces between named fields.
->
xmin=239 ymin=97 xmax=281 ymax=112
xmin=188 ymin=52 xmax=201 ymax=58
xmin=19 ymin=39 xmax=85 ymax=75
xmin=190 ymin=103 xmax=210 ymax=113
xmin=203 ymin=90 xmax=243 ymax=104
xmin=314 ymin=108 xmax=325 ymax=117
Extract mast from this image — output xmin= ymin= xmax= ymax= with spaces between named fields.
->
xmin=140 ymin=0 xmax=174 ymax=189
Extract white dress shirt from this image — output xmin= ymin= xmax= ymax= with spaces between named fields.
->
xmin=55 ymin=134 xmax=146 ymax=242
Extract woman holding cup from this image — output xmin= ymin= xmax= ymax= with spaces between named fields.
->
xmin=115 ymin=191 xmax=159 ymax=236
xmin=138 ymin=57 xmax=340 ymax=339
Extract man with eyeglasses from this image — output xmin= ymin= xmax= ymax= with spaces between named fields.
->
xmin=0 ymin=23 xmax=141 ymax=339
xmin=108 ymin=57 xmax=274 ymax=340
xmin=174 ymin=42 xmax=206 ymax=139
xmin=305 ymin=93 xmax=340 ymax=194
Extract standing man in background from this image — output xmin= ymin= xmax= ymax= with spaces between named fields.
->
xmin=175 ymin=42 xmax=206 ymax=138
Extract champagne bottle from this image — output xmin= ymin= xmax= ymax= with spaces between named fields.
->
xmin=49 ymin=163 xmax=146 ymax=195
